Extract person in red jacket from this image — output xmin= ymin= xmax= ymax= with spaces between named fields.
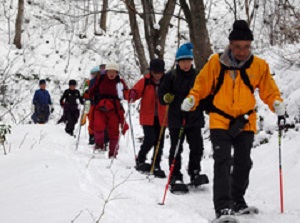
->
xmin=128 ymin=59 xmax=168 ymax=178
xmin=89 ymin=62 xmax=128 ymax=158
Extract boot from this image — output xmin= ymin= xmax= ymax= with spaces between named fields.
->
xmin=153 ymin=165 xmax=166 ymax=178
xmin=190 ymin=170 xmax=209 ymax=187
xmin=170 ymin=173 xmax=189 ymax=194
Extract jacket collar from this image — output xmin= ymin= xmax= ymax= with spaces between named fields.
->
xmin=219 ymin=45 xmax=252 ymax=68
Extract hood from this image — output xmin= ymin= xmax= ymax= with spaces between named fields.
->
xmin=219 ymin=45 xmax=252 ymax=68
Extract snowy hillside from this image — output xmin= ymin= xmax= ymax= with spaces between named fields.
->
xmin=0 ymin=120 xmax=299 ymax=223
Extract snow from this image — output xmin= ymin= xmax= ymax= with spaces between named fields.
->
xmin=0 ymin=118 xmax=299 ymax=222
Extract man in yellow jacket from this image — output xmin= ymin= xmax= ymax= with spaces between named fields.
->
xmin=181 ymin=20 xmax=285 ymax=220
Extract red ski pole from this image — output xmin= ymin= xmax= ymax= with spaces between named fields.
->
xmin=159 ymin=120 xmax=185 ymax=205
xmin=278 ymin=121 xmax=284 ymax=213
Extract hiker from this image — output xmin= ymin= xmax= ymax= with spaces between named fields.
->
xmin=159 ymin=43 xmax=208 ymax=193
xmin=88 ymin=62 xmax=129 ymax=158
xmin=59 ymin=80 xmax=84 ymax=136
xmin=127 ymin=58 xmax=168 ymax=178
xmin=181 ymin=20 xmax=285 ymax=220
xmin=31 ymin=79 xmax=54 ymax=124
xmin=82 ymin=65 xmax=106 ymax=145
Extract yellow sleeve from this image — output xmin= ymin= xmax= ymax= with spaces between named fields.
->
xmin=258 ymin=60 xmax=283 ymax=112
xmin=188 ymin=54 xmax=219 ymax=110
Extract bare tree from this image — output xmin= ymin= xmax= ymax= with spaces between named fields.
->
xmin=124 ymin=0 xmax=148 ymax=73
xmin=141 ymin=0 xmax=176 ymax=59
xmin=180 ymin=0 xmax=213 ymax=69
xmin=100 ymin=0 xmax=108 ymax=31
xmin=13 ymin=0 xmax=24 ymax=49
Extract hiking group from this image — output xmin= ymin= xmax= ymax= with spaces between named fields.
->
xmin=31 ymin=20 xmax=285 ymax=222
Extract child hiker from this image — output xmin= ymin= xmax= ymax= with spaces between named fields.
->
xmin=88 ymin=62 xmax=129 ymax=158
xmin=159 ymin=43 xmax=208 ymax=193
xmin=59 ymin=80 xmax=84 ymax=136
xmin=127 ymin=58 xmax=168 ymax=178
xmin=31 ymin=79 xmax=54 ymax=124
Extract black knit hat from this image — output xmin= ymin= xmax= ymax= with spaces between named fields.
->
xmin=229 ymin=20 xmax=254 ymax=41
xmin=39 ymin=79 xmax=46 ymax=85
xmin=149 ymin=58 xmax=165 ymax=73
xmin=69 ymin=79 xmax=77 ymax=86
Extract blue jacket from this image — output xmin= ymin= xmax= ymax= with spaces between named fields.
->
xmin=33 ymin=89 xmax=52 ymax=106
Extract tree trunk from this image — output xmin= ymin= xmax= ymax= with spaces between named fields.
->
xmin=125 ymin=0 xmax=148 ymax=73
xmin=180 ymin=0 xmax=212 ymax=69
xmin=156 ymin=0 xmax=176 ymax=59
xmin=141 ymin=0 xmax=156 ymax=60
xmin=13 ymin=0 xmax=24 ymax=49
xmin=100 ymin=0 xmax=108 ymax=31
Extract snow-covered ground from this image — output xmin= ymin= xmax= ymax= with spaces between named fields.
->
xmin=0 ymin=114 xmax=299 ymax=222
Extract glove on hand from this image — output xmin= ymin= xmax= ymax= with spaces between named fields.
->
xmin=181 ymin=96 xmax=195 ymax=111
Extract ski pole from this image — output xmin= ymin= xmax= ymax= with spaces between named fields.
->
xmin=128 ymin=99 xmax=137 ymax=163
xmin=75 ymin=103 xmax=86 ymax=151
xmin=149 ymin=105 xmax=169 ymax=177
xmin=159 ymin=119 xmax=185 ymax=205
xmin=278 ymin=120 xmax=284 ymax=213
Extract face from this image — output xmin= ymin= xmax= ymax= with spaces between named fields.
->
xmin=40 ymin=84 xmax=46 ymax=90
xmin=151 ymin=71 xmax=164 ymax=81
xmin=178 ymin=59 xmax=193 ymax=72
xmin=69 ymin=85 xmax=76 ymax=90
xmin=107 ymin=70 xmax=118 ymax=80
xmin=230 ymin=40 xmax=252 ymax=61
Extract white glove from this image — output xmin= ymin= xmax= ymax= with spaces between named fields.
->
xmin=84 ymin=100 xmax=91 ymax=114
xmin=31 ymin=104 xmax=35 ymax=113
xmin=181 ymin=96 xmax=195 ymax=111
xmin=116 ymin=82 xmax=124 ymax=100
xmin=273 ymin=100 xmax=285 ymax=116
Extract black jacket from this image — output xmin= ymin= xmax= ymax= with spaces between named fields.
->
xmin=60 ymin=89 xmax=84 ymax=106
xmin=159 ymin=66 xmax=204 ymax=129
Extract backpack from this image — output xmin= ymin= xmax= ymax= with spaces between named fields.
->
xmin=92 ymin=74 xmax=121 ymax=105
xmin=200 ymin=53 xmax=255 ymax=120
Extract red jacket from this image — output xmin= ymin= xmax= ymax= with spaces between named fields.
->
xmin=89 ymin=74 xmax=128 ymax=111
xmin=130 ymin=74 xmax=168 ymax=126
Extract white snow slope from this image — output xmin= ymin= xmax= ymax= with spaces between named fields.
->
xmin=0 ymin=118 xmax=299 ymax=223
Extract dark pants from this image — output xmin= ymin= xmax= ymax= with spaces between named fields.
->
xmin=210 ymin=129 xmax=254 ymax=211
xmin=138 ymin=116 xmax=165 ymax=167
xmin=64 ymin=104 xmax=80 ymax=134
xmin=169 ymin=126 xmax=204 ymax=177
xmin=32 ymin=105 xmax=50 ymax=124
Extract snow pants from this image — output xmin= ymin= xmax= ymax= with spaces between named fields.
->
xmin=32 ymin=105 xmax=50 ymax=124
xmin=93 ymin=108 xmax=120 ymax=156
xmin=64 ymin=104 xmax=80 ymax=134
xmin=210 ymin=129 xmax=254 ymax=212
xmin=138 ymin=116 xmax=165 ymax=167
xmin=169 ymin=126 xmax=204 ymax=178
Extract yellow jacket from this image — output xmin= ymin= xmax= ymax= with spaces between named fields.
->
xmin=189 ymin=53 xmax=283 ymax=133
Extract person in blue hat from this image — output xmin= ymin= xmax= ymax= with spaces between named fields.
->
xmin=159 ymin=43 xmax=208 ymax=193
xmin=31 ymin=79 xmax=54 ymax=124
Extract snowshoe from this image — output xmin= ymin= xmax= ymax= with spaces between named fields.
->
xmin=213 ymin=208 xmax=238 ymax=223
xmin=235 ymin=206 xmax=259 ymax=215
xmin=212 ymin=215 xmax=239 ymax=223
xmin=135 ymin=162 xmax=151 ymax=173
xmin=169 ymin=180 xmax=189 ymax=194
xmin=93 ymin=144 xmax=106 ymax=154
xmin=190 ymin=174 xmax=209 ymax=187
xmin=153 ymin=167 xmax=166 ymax=179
